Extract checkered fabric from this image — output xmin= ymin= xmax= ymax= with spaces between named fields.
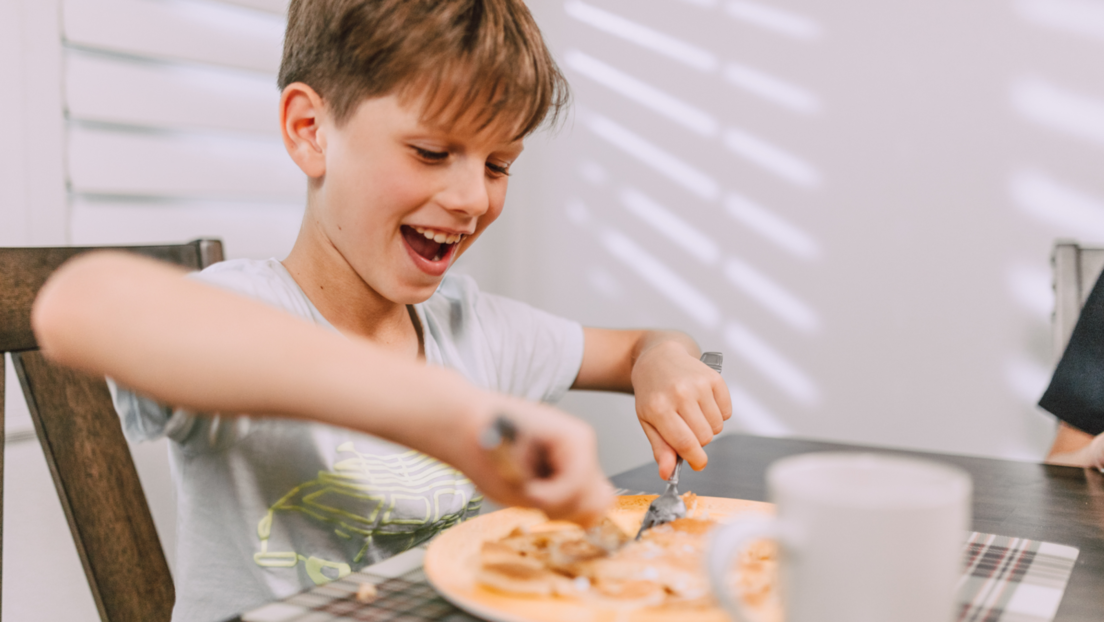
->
xmin=956 ymin=532 xmax=1080 ymax=622
xmin=236 ymin=561 xmax=482 ymax=622
xmin=235 ymin=531 xmax=1079 ymax=622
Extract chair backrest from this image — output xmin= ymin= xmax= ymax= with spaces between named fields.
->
xmin=1052 ymin=241 xmax=1104 ymax=363
xmin=0 ymin=239 xmax=224 ymax=622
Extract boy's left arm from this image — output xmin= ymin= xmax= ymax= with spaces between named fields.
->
xmin=572 ymin=327 xmax=732 ymax=479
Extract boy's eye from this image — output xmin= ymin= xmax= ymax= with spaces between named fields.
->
xmin=413 ymin=147 xmax=448 ymax=162
xmin=486 ymin=161 xmax=511 ymax=177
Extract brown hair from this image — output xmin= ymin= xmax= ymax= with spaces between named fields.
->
xmin=278 ymin=0 xmax=569 ymax=140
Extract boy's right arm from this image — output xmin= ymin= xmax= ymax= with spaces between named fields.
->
xmin=32 ymin=251 xmax=613 ymax=524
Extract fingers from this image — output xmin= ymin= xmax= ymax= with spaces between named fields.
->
xmin=643 ymin=406 xmax=708 ymax=471
xmin=640 ymin=420 xmax=677 ymax=479
xmin=520 ymin=422 xmax=590 ymax=506
xmin=682 ymin=399 xmax=716 ymax=449
xmin=527 ymin=470 xmax=615 ymax=526
xmin=700 ymin=399 xmax=724 ymax=436
xmin=506 ymin=406 xmax=614 ymax=524
xmin=640 ymin=379 xmax=716 ymax=441
xmin=691 ymin=363 xmax=732 ymax=436
xmin=638 ymin=374 xmax=722 ymax=473
xmin=710 ymin=374 xmax=733 ymax=427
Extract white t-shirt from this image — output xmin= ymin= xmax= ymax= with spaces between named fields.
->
xmin=110 ymin=259 xmax=585 ymax=622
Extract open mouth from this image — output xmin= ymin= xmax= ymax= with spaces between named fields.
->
xmin=401 ymin=225 xmax=463 ymax=263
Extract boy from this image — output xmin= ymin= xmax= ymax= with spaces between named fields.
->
xmin=32 ymin=1 xmax=732 ymax=620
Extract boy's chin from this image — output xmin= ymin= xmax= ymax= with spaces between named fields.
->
xmin=388 ymin=277 xmax=445 ymax=305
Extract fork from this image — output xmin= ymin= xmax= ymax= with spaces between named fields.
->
xmin=635 ymin=456 xmax=687 ymax=539
xmin=635 ymin=351 xmax=723 ymax=540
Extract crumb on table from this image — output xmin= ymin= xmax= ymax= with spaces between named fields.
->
xmin=355 ymin=582 xmax=378 ymax=604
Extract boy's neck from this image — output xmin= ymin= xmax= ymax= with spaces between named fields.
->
xmin=282 ymin=229 xmax=422 ymax=360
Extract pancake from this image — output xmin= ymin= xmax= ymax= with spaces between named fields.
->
xmin=475 ymin=493 xmax=779 ymax=615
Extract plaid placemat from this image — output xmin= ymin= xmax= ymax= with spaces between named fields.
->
xmin=236 ymin=531 xmax=1079 ymax=622
xmin=957 ymin=532 xmax=1080 ymax=622
xmin=238 ymin=547 xmax=482 ymax=622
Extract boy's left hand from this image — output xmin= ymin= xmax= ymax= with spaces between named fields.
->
xmin=631 ymin=340 xmax=732 ymax=480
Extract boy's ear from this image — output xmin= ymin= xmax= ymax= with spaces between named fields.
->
xmin=280 ymin=82 xmax=327 ymax=178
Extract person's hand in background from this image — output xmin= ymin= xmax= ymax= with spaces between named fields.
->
xmin=1046 ymin=422 xmax=1104 ymax=470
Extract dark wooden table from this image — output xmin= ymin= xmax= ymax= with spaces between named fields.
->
xmin=612 ymin=434 xmax=1104 ymax=622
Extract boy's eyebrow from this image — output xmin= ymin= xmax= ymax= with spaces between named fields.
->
xmin=401 ymin=123 xmax=525 ymax=155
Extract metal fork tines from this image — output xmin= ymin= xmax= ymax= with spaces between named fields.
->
xmin=635 ymin=456 xmax=686 ymax=539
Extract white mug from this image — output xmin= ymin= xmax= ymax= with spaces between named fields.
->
xmin=707 ymin=452 xmax=972 ymax=622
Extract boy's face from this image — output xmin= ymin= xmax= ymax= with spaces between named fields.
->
xmin=306 ymin=92 xmax=524 ymax=305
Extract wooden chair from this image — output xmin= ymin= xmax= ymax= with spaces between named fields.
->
xmin=0 ymin=239 xmax=224 ymax=622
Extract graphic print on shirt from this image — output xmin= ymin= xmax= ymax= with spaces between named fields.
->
xmin=253 ymin=441 xmax=482 ymax=584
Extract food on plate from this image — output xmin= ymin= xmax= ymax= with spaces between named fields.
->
xmin=475 ymin=493 xmax=779 ymax=616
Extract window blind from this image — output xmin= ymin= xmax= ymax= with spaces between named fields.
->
xmin=63 ymin=0 xmax=303 ymax=260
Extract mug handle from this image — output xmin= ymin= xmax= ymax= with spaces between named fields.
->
xmin=706 ymin=514 xmax=780 ymax=622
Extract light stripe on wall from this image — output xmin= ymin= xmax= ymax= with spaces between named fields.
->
xmin=725 ymin=0 xmax=823 ymax=40
xmin=1012 ymin=76 xmax=1104 ymax=149
xmin=620 ymin=187 xmax=720 ymax=265
xmin=724 ymin=257 xmax=820 ymax=333
xmin=1010 ymin=169 xmax=1104 ymax=241
xmin=1014 ymin=0 xmax=1104 ymax=41
xmin=565 ymin=0 xmax=718 ymax=72
xmin=602 ymin=229 xmax=721 ymax=328
xmin=724 ymin=192 xmax=820 ymax=260
xmin=566 ymin=49 xmax=719 ymax=136
xmin=586 ymin=113 xmax=720 ymax=201
xmin=723 ymin=62 xmax=821 ymax=116
xmin=724 ymin=320 xmax=819 ymax=405
xmin=723 ymin=127 xmax=822 ymax=188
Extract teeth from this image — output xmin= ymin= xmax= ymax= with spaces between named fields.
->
xmin=410 ymin=226 xmax=463 ymax=245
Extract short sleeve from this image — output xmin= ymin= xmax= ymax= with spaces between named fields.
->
xmin=422 ymin=275 xmax=584 ymax=403
xmin=476 ymin=293 xmax=585 ymax=402
xmin=108 ymin=377 xmax=191 ymax=443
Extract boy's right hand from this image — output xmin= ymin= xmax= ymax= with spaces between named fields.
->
xmin=449 ymin=394 xmax=615 ymax=526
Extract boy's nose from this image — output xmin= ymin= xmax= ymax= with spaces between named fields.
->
xmin=437 ymin=161 xmax=491 ymax=218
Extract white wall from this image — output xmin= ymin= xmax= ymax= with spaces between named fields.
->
xmin=468 ymin=0 xmax=1104 ymax=474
